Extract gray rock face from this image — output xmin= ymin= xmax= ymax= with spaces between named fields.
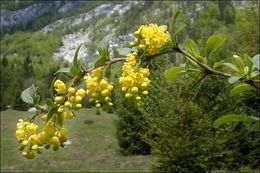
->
xmin=0 ymin=1 xmax=85 ymax=29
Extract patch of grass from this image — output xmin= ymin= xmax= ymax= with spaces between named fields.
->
xmin=1 ymin=108 xmax=154 ymax=172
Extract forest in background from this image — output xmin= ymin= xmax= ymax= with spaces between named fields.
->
xmin=0 ymin=1 xmax=259 ymax=172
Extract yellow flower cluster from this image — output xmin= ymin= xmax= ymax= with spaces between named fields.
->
xmin=129 ymin=23 xmax=170 ymax=55
xmin=119 ymin=53 xmax=150 ymax=101
xmin=54 ymin=79 xmax=86 ymax=117
xmin=84 ymin=67 xmax=114 ymax=108
xmin=16 ymin=118 xmax=68 ymax=159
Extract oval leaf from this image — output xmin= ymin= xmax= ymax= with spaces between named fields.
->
xmin=164 ymin=65 xmax=189 ymax=82
xmin=214 ymin=114 xmax=258 ymax=128
xmin=230 ymin=83 xmax=256 ymax=96
xmin=228 ymin=76 xmax=241 ymax=84
xmin=205 ymin=35 xmax=225 ymax=57
xmin=21 ymin=84 xmax=36 ymax=104
xmin=183 ymin=38 xmax=200 ymax=57
xmin=223 ymin=63 xmax=239 ymax=73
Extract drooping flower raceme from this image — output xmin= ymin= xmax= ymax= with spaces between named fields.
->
xmin=16 ymin=118 xmax=69 ymax=159
xmin=119 ymin=23 xmax=170 ymax=101
xmin=84 ymin=67 xmax=114 ymax=108
xmin=119 ymin=52 xmax=151 ymax=101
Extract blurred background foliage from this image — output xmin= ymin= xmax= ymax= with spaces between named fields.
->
xmin=0 ymin=0 xmax=259 ymax=172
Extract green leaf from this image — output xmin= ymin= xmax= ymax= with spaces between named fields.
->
xmin=172 ymin=24 xmax=186 ymax=40
xmin=54 ymin=68 xmax=71 ymax=75
xmin=164 ymin=65 xmax=191 ymax=82
xmin=46 ymin=107 xmax=57 ymax=123
xmin=94 ymin=56 xmax=107 ymax=68
xmin=223 ymin=63 xmax=239 ymax=73
xmin=70 ymin=66 xmax=81 ymax=76
xmin=56 ymin=113 xmax=64 ymax=128
xmin=46 ymin=98 xmax=56 ymax=109
xmin=49 ymin=78 xmax=56 ymax=98
xmin=183 ymin=38 xmax=200 ymax=57
xmin=160 ymin=39 xmax=174 ymax=51
xmin=243 ymin=54 xmax=254 ymax=76
xmin=232 ymin=55 xmax=245 ymax=75
xmin=228 ymin=76 xmax=241 ymax=84
xmin=100 ymin=33 xmax=113 ymax=50
xmin=205 ymin=35 xmax=225 ymax=57
xmin=173 ymin=10 xmax=182 ymax=24
xmin=99 ymin=34 xmax=114 ymax=61
xmin=117 ymin=48 xmax=132 ymax=56
xmin=21 ymin=84 xmax=36 ymax=104
xmin=33 ymin=95 xmax=40 ymax=105
xmin=73 ymin=45 xmax=81 ymax=69
xmin=251 ymin=71 xmax=259 ymax=78
xmin=213 ymin=114 xmax=258 ymax=128
xmin=213 ymin=61 xmax=223 ymax=68
xmin=230 ymin=83 xmax=256 ymax=96
xmin=69 ymin=45 xmax=82 ymax=76
xmin=252 ymin=54 xmax=260 ymax=70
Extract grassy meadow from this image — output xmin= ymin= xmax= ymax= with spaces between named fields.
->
xmin=1 ymin=109 xmax=154 ymax=172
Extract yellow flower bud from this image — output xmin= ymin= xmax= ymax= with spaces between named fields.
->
xmin=41 ymin=115 xmax=47 ymax=121
xmin=68 ymin=87 xmax=76 ymax=94
xmin=26 ymin=123 xmax=38 ymax=134
xmin=136 ymin=96 xmax=141 ymax=101
xmin=96 ymin=103 xmax=101 ymax=108
xmin=141 ymin=82 xmax=148 ymax=89
xmin=50 ymin=136 xmax=60 ymax=146
xmin=121 ymin=87 xmax=127 ymax=92
xmin=57 ymin=107 xmax=64 ymax=113
xmin=108 ymin=102 xmax=113 ymax=106
xmin=16 ymin=122 xmax=24 ymax=129
xmin=58 ymin=128 xmax=68 ymax=142
xmin=38 ymin=131 xmax=48 ymax=144
xmin=64 ymin=101 xmax=71 ymax=107
xmin=76 ymin=89 xmax=86 ymax=97
xmin=54 ymin=96 xmax=64 ymax=103
xmin=104 ymin=96 xmax=111 ymax=102
xmin=142 ymin=91 xmax=148 ymax=95
xmin=125 ymin=93 xmax=132 ymax=98
xmin=75 ymin=103 xmax=82 ymax=109
xmin=108 ymin=84 xmax=113 ymax=91
xmin=29 ymin=134 xmax=38 ymax=144
xmin=16 ymin=130 xmax=25 ymax=141
xmin=32 ymin=144 xmax=38 ymax=150
xmin=129 ymin=41 xmax=135 ymax=46
xmin=101 ymin=89 xmax=110 ymax=97
xmin=138 ymin=44 xmax=145 ymax=49
xmin=62 ymin=111 xmax=74 ymax=119
xmin=75 ymin=96 xmax=82 ymax=102
xmin=99 ymin=79 xmax=108 ymax=88
xmin=22 ymin=140 xmax=29 ymax=146
xmin=131 ymin=87 xmax=139 ymax=94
